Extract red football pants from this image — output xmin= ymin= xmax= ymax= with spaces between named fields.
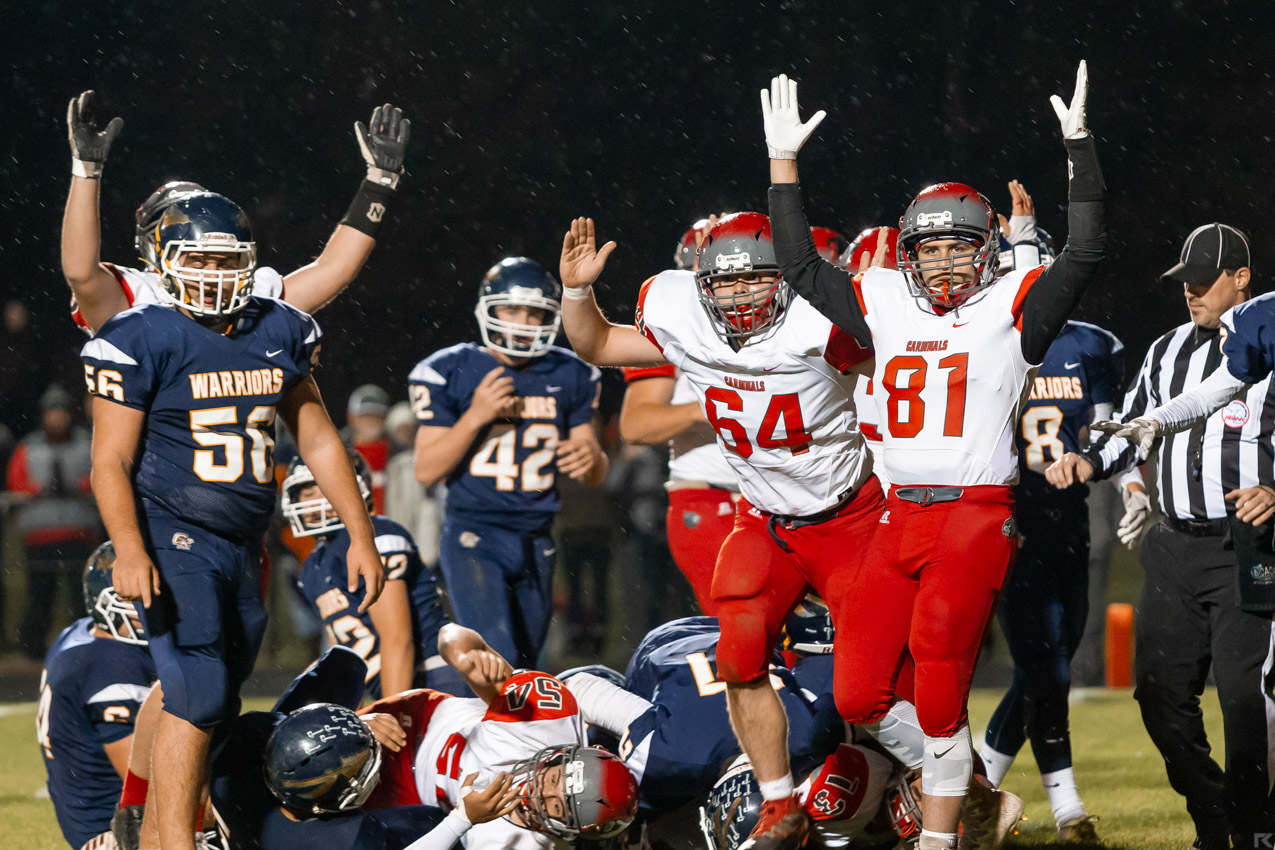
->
xmin=830 ymin=485 xmax=1017 ymax=738
xmin=713 ymin=476 xmax=885 ymax=683
xmin=358 ymin=688 xmax=452 ymax=808
xmin=666 ymin=487 xmax=738 ymax=615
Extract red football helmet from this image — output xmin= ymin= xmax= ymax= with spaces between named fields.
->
xmin=695 ymin=211 xmax=791 ymax=342
xmin=810 ymin=226 xmax=849 ymax=266
xmin=512 ymin=745 xmax=639 ymax=840
xmin=674 ymin=217 xmax=713 ymax=271
xmin=841 ymin=226 xmax=900 ymax=272
xmin=897 ymin=182 xmax=999 ymax=310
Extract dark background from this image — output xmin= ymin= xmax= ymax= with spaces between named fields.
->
xmin=4 ymin=0 xmax=1274 ymax=421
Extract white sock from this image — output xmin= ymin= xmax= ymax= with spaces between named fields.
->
xmin=1042 ymin=767 xmax=1086 ymax=826
xmin=757 ymin=775 xmax=794 ymax=801
xmin=918 ymin=828 xmax=958 ymax=849
xmin=979 ymin=743 xmax=1016 ymax=787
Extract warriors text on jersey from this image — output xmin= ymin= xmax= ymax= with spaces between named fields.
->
xmin=408 ymin=343 xmax=600 ymax=529
xmin=851 ymin=265 xmax=1045 ymax=486
xmin=296 ymin=515 xmax=449 ymax=698
xmin=80 ymin=297 xmax=320 ymax=540
xmin=39 ymin=619 xmax=157 ymax=849
xmin=635 ymin=270 xmax=873 ymax=516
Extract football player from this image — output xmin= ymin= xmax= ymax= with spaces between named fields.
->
xmin=62 ymin=91 xmax=409 ymax=334
xmin=557 ymin=209 xmax=881 ymax=849
xmin=409 ymin=257 xmax=606 ymax=669
xmin=284 ymin=452 xmax=466 ymax=699
xmin=761 ymin=63 xmax=1103 ymax=850
xmin=976 ymin=186 xmax=1127 ymax=842
xmin=357 ymin=624 xmax=639 ymax=847
xmin=81 ymin=192 xmax=384 ymax=850
xmin=39 ymin=542 xmax=157 ymax=850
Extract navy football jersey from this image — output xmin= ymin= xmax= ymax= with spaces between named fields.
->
xmin=39 ymin=618 xmax=157 ymax=848
xmin=619 ymin=617 xmax=842 ymax=814
xmin=296 ymin=515 xmax=449 ymax=699
xmin=1223 ymin=292 xmax=1275 ymax=384
xmin=408 ymin=343 xmax=600 ymax=528
xmin=1016 ymin=320 xmax=1124 ymax=504
xmin=81 ymin=298 xmax=320 ymax=541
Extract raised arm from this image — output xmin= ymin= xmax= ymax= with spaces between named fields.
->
xmin=281 ymin=104 xmax=409 ymax=313
xmin=437 ymin=623 xmax=514 ymax=704
xmin=558 ymin=217 xmax=668 ymax=367
xmin=61 ymin=91 xmax=131 ymax=332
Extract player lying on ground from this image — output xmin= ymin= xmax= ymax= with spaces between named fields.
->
xmin=282 ymin=450 xmax=466 ymax=698
xmin=62 ymin=91 xmax=409 ymax=333
xmin=761 ymin=61 xmax=1103 ymax=850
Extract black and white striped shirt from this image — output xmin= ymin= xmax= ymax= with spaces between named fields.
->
xmin=1086 ymin=320 xmax=1275 ymax=520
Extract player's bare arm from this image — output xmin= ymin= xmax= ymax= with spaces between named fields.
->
xmin=559 ymin=217 xmax=666 ymax=367
xmin=619 ymin=374 xmax=709 ymax=445
xmin=279 ymin=376 xmax=384 ymax=610
xmin=61 ymin=91 xmax=131 ymax=332
xmin=365 ymin=578 xmax=416 ymax=696
xmin=413 ymin=366 xmax=515 ymax=486
xmin=359 ymin=711 xmax=408 ymax=752
xmin=280 ymin=104 xmax=409 ymax=312
xmin=556 ymin=420 xmax=608 ymax=486
xmin=88 ymin=397 xmax=161 ymax=609
xmin=437 ymin=623 xmax=514 ymax=704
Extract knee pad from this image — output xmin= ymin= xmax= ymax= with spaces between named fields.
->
xmin=715 ymin=600 xmax=772 ymax=683
xmin=834 ymin=686 xmax=890 ymax=727
xmin=921 ymin=726 xmax=973 ymax=797
xmin=159 ymin=644 xmax=230 ymax=728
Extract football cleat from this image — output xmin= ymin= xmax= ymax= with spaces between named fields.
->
xmin=740 ymin=795 xmax=810 ymax=849
xmin=110 ymin=803 xmax=145 ymax=850
xmin=957 ymin=778 xmax=1024 ymax=849
xmin=1056 ymin=814 xmax=1099 ymax=843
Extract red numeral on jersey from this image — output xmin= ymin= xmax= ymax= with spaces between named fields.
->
xmin=882 ymin=353 xmax=968 ymax=438
xmin=435 ymin=732 xmax=467 ymax=780
xmin=704 ymin=389 xmax=812 ymax=459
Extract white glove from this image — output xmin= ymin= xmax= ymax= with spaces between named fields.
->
xmin=760 ymin=74 xmax=826 ymax=160
xmin=1091 ymin=416 xmax=1159 ymax=461
xmin=1117 ymin=486 xmax=1153 ymax=548
xmin=1004 ymin=214 xmax=1037 ymax=245
xmin=1050 ymin=60 xmax=1089 ymax=139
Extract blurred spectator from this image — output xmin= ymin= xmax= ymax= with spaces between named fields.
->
xmin=0 ymin=300 xmax=43 ymax=436
xmin=386 ymin=400 xmax=417 ymax=454
xmin=343 ymin=383 xmax=391 ymax=513
xmin=384 ymin=401 xmax=444 ymax=567
xmin=6 ymin=384 xmax=101 ymax=659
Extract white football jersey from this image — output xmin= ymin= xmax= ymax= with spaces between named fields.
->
xmin=668 ymin=368 xmax=739 ymax=488
xmin=74 ymin=263 xmax=285 ymax=335
xmin=852 ymin=265 xmax=1044 ymax=487
xmin=413 ymin=672 xmax=585 ymax=849
xmin=636 ymin=270 xmax=873 ymax=516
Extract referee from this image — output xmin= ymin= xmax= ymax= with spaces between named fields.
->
xmin=1048 ymin=222 xmax=1275 ymax=850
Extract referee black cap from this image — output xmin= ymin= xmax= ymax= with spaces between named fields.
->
xmin=1161 ymin=222 xmax=1252 ymax=285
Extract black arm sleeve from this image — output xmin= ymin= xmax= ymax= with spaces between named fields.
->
xmin=1018 ymin=136 xmax=1107 ymax=364
xmin=768 ymin=183 xmax=873 ymax=347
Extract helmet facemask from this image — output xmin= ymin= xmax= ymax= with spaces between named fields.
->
xmin=159 ymin=239 xmax=257 ymax=318
xmin=94 ymin=587 xmax=147 ymax=645
xmin=475 ymin=290 xmax=562 ymax=359
xmin=695 ymin=271 xmax=792 ymax=344
xmin=898 ymin=235 xmax=998 ymax=312
xmin=281 ymin=460 xmax=372 ymax=538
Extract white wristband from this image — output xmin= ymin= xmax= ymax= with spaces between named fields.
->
xmin=767 ymin=146 xmax=798 ymax=160
xmin=71 ymin=159 xmax=103 ymax=179
xmin=561 ymin=285 xmax=592 ymax=301
xmin=365 ymin=166 xmax=400 ymax=189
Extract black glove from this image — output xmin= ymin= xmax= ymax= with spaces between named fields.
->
xmin=67 ymin=90 xmax=123 ymax=179
xmin=354 ymin=103 xmax=410 ymax=189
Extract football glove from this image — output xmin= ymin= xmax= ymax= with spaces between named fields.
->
xmin=67 ymin=90 xmax=123 ymax=179
xmin=760 ymin=74 xmax=826 ymax=160
xmin=1091 ymin=416 xmax=1159 ymax=462
xmin=355 ymin=103 xmax=410 ymax=189
xmin=1050 ymin=60 xmax=1089 ymax=139
xmin=1117 ymin=486 xmax=1153 ymax=548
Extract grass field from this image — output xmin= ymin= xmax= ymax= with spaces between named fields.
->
xmin=0 ymin=688 xmax=1217 ymax=849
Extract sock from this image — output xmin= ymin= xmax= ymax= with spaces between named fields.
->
xmin=119 ymin=770 xmax=149 ymax=807
xmin=757 ymin=775 xmax=795 ymax=801
xmin=918 ymin=828 xmax=958 ymax=849
xmin=978 ymin=743 xmax=1016 ymax=787
xmin=1042 ymin=767 xmax=1086 ymax=826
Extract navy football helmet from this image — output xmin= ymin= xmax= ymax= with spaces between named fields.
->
xmin=780 ymin=594 xmax=834 ymax=656
xmin=281 ymin=450 xmax=374 ymax=538
xmin=135 ymin=181 xmax=207 ymax=270
xmin=155 ymin=192 xmax=257 ymax=317
xmin=997 ymin=226 xmax=1056 ymax=278
xmin=264 ymin=703 xmax=381 ymax=815
xmin=475 ymin=257 xmax=562 ymax=358
xmin=82 ymin=541 xmax=146 ymax=645
xmin=700 ymin=755 xmax=764 ymax=850
xmin=511 ymin=744 xmax=639 ymax=840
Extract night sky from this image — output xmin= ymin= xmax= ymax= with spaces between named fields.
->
xmin=5 ymin=0 xmax=1274 ymax=420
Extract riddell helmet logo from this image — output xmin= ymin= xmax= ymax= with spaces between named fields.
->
xmin=713 ymin=251 xmax=754 ymax=273
xmin=916 ymin=211 xmax=954 ymax=228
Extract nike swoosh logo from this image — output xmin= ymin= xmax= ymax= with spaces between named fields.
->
xmin=546 ymin=386 xmax=562 ymax=392
xmin=1064 ymin=361 xmax=1081 ymax=369
xmin=952 ymin=321 xmax=970 ymax=328
xmin=934 ymin=744 xmax=956 ymax=759
xmin=762 ymin=365 xmax=781 ymax=372
xmin=266 ymin=349 xmax=284 ymax=357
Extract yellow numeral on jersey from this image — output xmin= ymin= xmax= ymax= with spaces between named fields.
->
xmin=469 ymin=424 xmax=560 ymax=492
xmin=686 ymin=651 xmax=785 ymax=697
xmin=1021 ymin=405 xmax=1065 ymax=473
xmin=190 ymin=405 xmax=276 ymax=483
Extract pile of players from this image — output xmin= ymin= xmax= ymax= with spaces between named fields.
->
xmin=41 ymin=58 xmax=1122 ymax=850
